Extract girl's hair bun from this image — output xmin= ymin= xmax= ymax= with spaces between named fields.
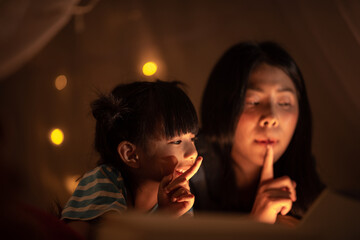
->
xmin=91 ymin=93 xmax=128 ymax=130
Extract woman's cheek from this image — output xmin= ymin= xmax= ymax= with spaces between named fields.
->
xmin=274 ymin=144 xmax=286 ymax=163
xmin=282 ymin=111 xmax=299 ymax=134
xmin=277 ymin=111 xmax=299 ymax=159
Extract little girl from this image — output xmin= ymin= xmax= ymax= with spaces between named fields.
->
xmin=61 ymin=80 xmax=202 ymax=238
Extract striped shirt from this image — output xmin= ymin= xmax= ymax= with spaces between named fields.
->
xmin=61 ymin=164 xmax=192 ymax=220
xmin=61 ymin=164 xmax=129 ymax=221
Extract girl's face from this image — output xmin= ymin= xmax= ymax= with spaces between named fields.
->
xmin=231 ymin=63 xmax=299 ymax=169
xmin=138 ymin=132 xmax=198 ymax=182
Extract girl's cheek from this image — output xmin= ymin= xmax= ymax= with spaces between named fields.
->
xmin=160 ymin=155 xmax=178 ymax=176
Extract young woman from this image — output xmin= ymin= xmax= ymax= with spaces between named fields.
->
xmin=61 ymin=80 xmax=202 ymax=238
xmin=191 ymin=41 xmax=324 ymax=224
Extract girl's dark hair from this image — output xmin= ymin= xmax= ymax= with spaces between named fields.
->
xmin=201 ymin=41 xmax=324 ymax=218
xmin=91 ymin=79 xmax=198 ymax=171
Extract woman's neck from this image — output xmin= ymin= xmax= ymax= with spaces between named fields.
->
xmin=230 ymin=156 xmax=261 ymax=210
xmin=231 ymin=154 xmax=261 ymax=191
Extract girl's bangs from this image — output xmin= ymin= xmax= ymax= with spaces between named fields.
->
xmin=148 ymin=83 xmax=199 ymax=139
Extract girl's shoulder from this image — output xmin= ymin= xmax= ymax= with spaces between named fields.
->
xmin=61 ymin=164 xmax=128 ymax=221
xmin=97 ymin=164 xmax=124 ymax=187
xmin=76 ymin=164 xmax=125 ymax=189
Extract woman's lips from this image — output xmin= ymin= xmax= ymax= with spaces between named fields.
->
xmin=255 ymin=139 xmax=278 ymax=145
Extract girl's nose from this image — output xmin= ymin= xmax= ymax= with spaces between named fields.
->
xmin=184 ymin=141 xmax=198 ymax=161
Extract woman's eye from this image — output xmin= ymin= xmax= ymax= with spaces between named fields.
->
xmin=170 ymin=140 xmax=182 ymax=145
xmin=278 ymin=102 xmax=291 ymax=107
xmin=191 ymin=137 xmax=198 ymax=142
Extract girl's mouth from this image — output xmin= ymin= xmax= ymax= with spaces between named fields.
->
xmin=175 ymin=169 xmax=186 ymax=175
xmin=174 ymin=168 xmax=189 ymax=177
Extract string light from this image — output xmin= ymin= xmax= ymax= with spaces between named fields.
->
xmin=55 ymin=75 xmax=67 ymax=90
xmin=142 ymin=61 xmax=157 ymax=76
xmin=50 ymin=128 xmax=64 ymax=145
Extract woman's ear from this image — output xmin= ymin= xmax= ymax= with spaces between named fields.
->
xmin=117 ymin=141 xmax=140 ymax=168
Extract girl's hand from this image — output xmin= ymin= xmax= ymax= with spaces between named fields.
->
xmin=158 ymin=156 xmax=203 ymax=217
xmin=250 ymin=146 xmax=297 ymax=224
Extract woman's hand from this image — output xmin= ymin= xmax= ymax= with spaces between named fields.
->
xmin=275 ymin=214 xmax=300 ymax=227
xmin=251 ymin=146 xmax=297 ymax=224
xmin=158 ymin=156 xmax=203 ymax=217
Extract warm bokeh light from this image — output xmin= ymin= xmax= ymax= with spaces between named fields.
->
xmin=50 ymin=128 xmax=64 ymax=145
xmin=65 ymin=175 xmax=80 ymax=194
xmin=55 ymin=75 xmax=67 ymax=90
xmin=142 ymin=61 xmax=157 ymax=76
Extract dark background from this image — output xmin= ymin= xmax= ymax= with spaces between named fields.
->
xmin=0 ymin=0 xmax=359 ymax=212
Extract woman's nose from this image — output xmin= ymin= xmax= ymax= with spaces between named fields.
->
xmin=259 ymin=106 xmax=279 ymax=128
xmin=260 ymin=117 xmax=279 ymax=127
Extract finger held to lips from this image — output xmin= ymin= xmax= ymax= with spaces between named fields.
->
xmin=182 ymin=156 xmax=203 ymax=181
xmin=160 ymin=174 xmax=173 ymax=191
xmin=260 ymin=145 xmax=274 ymax=184
xmin=165 ymin=156 xmax=203 ymax=192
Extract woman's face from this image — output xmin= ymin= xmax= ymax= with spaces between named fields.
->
xmin=231 ymin=63 xmax=299 ymax=169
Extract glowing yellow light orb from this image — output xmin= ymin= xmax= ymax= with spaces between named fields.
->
xmin=50 ymin=128 xmax=64 ymax=145
xmin=142 ymin=62 xmax=157 ymax=76
xmin=55 ymin=75 xmax=67 ymax=90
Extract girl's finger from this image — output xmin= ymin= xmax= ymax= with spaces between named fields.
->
xmin=165 ymin=156 xmax=203 ymax=192
xmin=174 ymin=193 xmax=194 ymax=202
xmin=160 ymin=174 xmax=173 ymax=189
xmin=171 ymin=187 xmax=189 ymax=201
xmin=181 ymin=156 xmax=203 ymax=181
xmin=165 ymin=176 xmax=189 ymax=193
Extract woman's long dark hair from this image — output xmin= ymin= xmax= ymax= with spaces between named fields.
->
xmin=91 ymin=80 xmax=198 ymax=203
xmin=200 ymin=41 xmax=324 ymax=218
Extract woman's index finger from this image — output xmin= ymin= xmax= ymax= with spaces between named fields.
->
xmin=260 ymin=145 xmax=274 ymax=184
xmin=182 ymin=156 xmax=203 ymax=181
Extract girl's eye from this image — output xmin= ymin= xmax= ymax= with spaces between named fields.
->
xmin=170 ymin=140 xmax=182 ymax=145
xmin=191 ymin=137 xmax=198 ymax=142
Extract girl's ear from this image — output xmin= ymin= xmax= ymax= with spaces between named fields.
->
xmin=117 ymin=141 xmax=140 ymax=168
